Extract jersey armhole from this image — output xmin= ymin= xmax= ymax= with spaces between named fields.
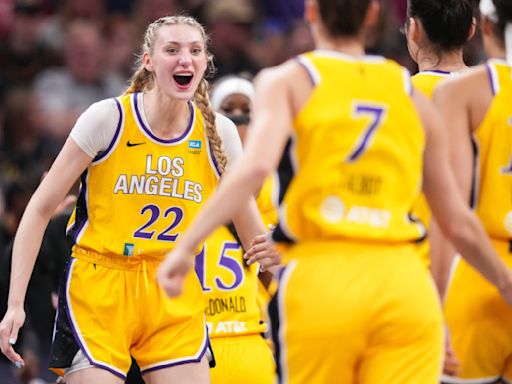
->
xmin=402 ymin=67 xmax=413 ymax=96
xmin=485 ymin=62 xmax=499 ymax=96
xmin=294 ymin=55 xmax=321 ymax=86
xmin=92 ymin=98 xmax=124 ymax=164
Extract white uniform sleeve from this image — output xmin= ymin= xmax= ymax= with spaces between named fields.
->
xmin=215 ymin=112 xmax=243 ymax=170
xmin=69 ymin=99 xmax=120 ymax=158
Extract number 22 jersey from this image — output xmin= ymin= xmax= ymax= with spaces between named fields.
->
xmin=67 ymin=92 xmax=220 ymax=258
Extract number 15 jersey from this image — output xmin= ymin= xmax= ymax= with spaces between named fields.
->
xmin=274 ymin=50 xmax=426 ymax=244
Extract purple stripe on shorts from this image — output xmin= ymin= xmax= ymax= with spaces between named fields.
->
xmin=140 ymin=342 xmax=207 ymax=375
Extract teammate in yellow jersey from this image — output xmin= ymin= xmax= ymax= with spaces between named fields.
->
xmin=403 ymin=0 xmax=476 ymax=270
xmin=0 ymin=15 xmax=273 ymax=384
xmin=189 ymin=76 xmax=275 ymax=384
xmin=433 ymin=0 xmax=512 ymax=382
xmin=158 ymin=1 xmax=512 ymax=383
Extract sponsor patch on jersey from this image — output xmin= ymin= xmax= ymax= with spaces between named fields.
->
xmin=124 ymin=243 xmax=134 ymax=256
xmin=188 ymin=140 xmax=202 ymax=149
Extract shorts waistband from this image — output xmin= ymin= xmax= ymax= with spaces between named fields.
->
xmin=72 ymin=245 xmax=164 ymax=271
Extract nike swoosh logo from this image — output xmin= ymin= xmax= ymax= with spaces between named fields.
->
xmin=127 ymin=141 xmax=146 ymax=147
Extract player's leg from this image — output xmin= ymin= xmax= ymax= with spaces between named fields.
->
xmin=142 ymin=356 xmax=210 ymax=384
xmin=66 ymin=367 xmax=125 ymax=384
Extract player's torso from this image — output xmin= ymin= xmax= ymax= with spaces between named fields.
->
xmin=411 ymin=70 xmax=456 ymax=265
xmin=68 ymin=92 xmax=219 ymax=258
xmin=275 ymin=50 xmax=425 ymax=244
xmin=474 ymin=60 xmax=512 ymax=239
xmin=196 ymin=226 xmax=266 ymax=338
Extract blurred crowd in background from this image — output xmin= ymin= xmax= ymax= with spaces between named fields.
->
xmin=0 ymin=0 xmax=485 ymax=383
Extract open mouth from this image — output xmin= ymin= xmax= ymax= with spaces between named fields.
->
xmin=173 ymin=74 xmax=193 ymax=87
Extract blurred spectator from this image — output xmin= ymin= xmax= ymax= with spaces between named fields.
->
xmin=282 ymin=20 xmax=314 ymax=61
xmin=32 ymin=19 xmax=125 ymax=145
xmin=105 ymin=14 xmax=138 ymax=82
xmin=260 ymin=0 xmax=304 ymax=33
xmin=134 ymin=0 xmax=182 ymax=34
xmin=203 ymin=0 xmax=261 ymax=79
xmin=367 ymin=0 xmax=416 ymax=72
xmin=0 ymin=87 xmax=51 ymax=183
xmin=0 ymin=0 xmax=55 ymax=88
xmin=37 ymin=0 xmax=107 ymax=60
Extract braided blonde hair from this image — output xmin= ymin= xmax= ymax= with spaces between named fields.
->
xmin=124 ymin=15 xmax=227 ymax=174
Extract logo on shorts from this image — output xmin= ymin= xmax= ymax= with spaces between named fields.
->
xmin=124 ymin=243 xmax=134 ymax=256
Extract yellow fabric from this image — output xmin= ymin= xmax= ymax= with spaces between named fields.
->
xmin=277 ymin=241 xmax=443 ymax=384
xmin=67 ymin=92 xmax=219 ymax=258
xmin=257 ymin=173 xmax=278 ymax=228
xmin=443 ymin=61 xmax=512 ymax=382
xmin=209 ymin=335 xmax=275 ymax=384
xmin=474 ymin=60 xmax=512 ymax=239
xmin=411 ymin=70 xmax=454 ymax=267
xmin=64 ymin=257 xmax=207 ymax=376
xmin=279 ymin=51 xmax=425 ymax=243
xmin=444 ymin=239 xmax=512 ymax=382
xmin=199 ymin=226 xmax=267 ymax=338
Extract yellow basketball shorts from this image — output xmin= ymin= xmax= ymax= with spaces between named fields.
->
xmin=270 ymin=241 xmax=443 ymax=384
xmin=443 ymin=239 xmax=512 ymax=383
xmin=209 ymin=334 xmax=275 ymax=384
xmin=49 ymin=253 xmax=209 ymax=380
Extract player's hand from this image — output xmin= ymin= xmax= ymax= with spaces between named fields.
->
xmin=244 ymin=234 xmax=281 ymax=272
xmin=443 ymin=326 xmax=460 ymax=376
xmin=0 ymin=306 xmax=26 ymax=367
xmin=157 ymin=248 xmax=194 ymax=298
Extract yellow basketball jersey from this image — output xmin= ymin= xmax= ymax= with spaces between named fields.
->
xmin=67 ymin=93 xmax=219 ymax=258
xmin=411 ymin=70 xmax=453 ymax=98
xmin=411 ymin=70 xmax=454 ymax=266
xmin=273 ymin=50 xmax=425 ymax=243
xmin=473 ymin=60 xmax=512 ymax=239
xmin=196 ymin=226 xmax=266 ymax=338
xmin=257 ymin=173 xmax=278 ymax=228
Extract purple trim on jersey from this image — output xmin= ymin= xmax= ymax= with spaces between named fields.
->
xmin=486 ymin=63 xmax=497 ymax=95
xmin=208 ymin=142 xmax=222 ymax=176
xmin=423 ymin=69 xmax=451 ymax=75
xmin=133 ymin=92 xmax=194 ymax=143
xmin=294 ymin=56 xmax=318 ymax=86
xmin=139 ymin=342 xmax=208 ymax=375
xmin=64 ymin=259 xmax=127 ymax=380
xmin=93 ymin=99 xmax=123 ymax=162
xmin=66 ymin=170 xmax=89 ymax=242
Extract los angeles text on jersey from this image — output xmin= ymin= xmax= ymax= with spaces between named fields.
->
xmin=113 ymin=155 xmax=203 ymax=202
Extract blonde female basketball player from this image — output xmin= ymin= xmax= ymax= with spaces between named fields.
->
xmin=433 ymin=0 xmax=512 ymax=382
xmin=159 ymin=1 xmax=512 ymax=383
xmin=0 ymin=15 xmax=272 ymax=384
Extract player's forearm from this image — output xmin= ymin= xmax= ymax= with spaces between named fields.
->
xmin=8 ymin=202 xmax=51 ymax=308
xmin=447 ymin=212 xmax=512 ymax=294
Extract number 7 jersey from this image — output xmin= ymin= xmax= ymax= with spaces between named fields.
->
xmin=67 ymin=92 xmax=220 ymax=258
xmin=273 ymin=50 xmax=426 ymax=244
